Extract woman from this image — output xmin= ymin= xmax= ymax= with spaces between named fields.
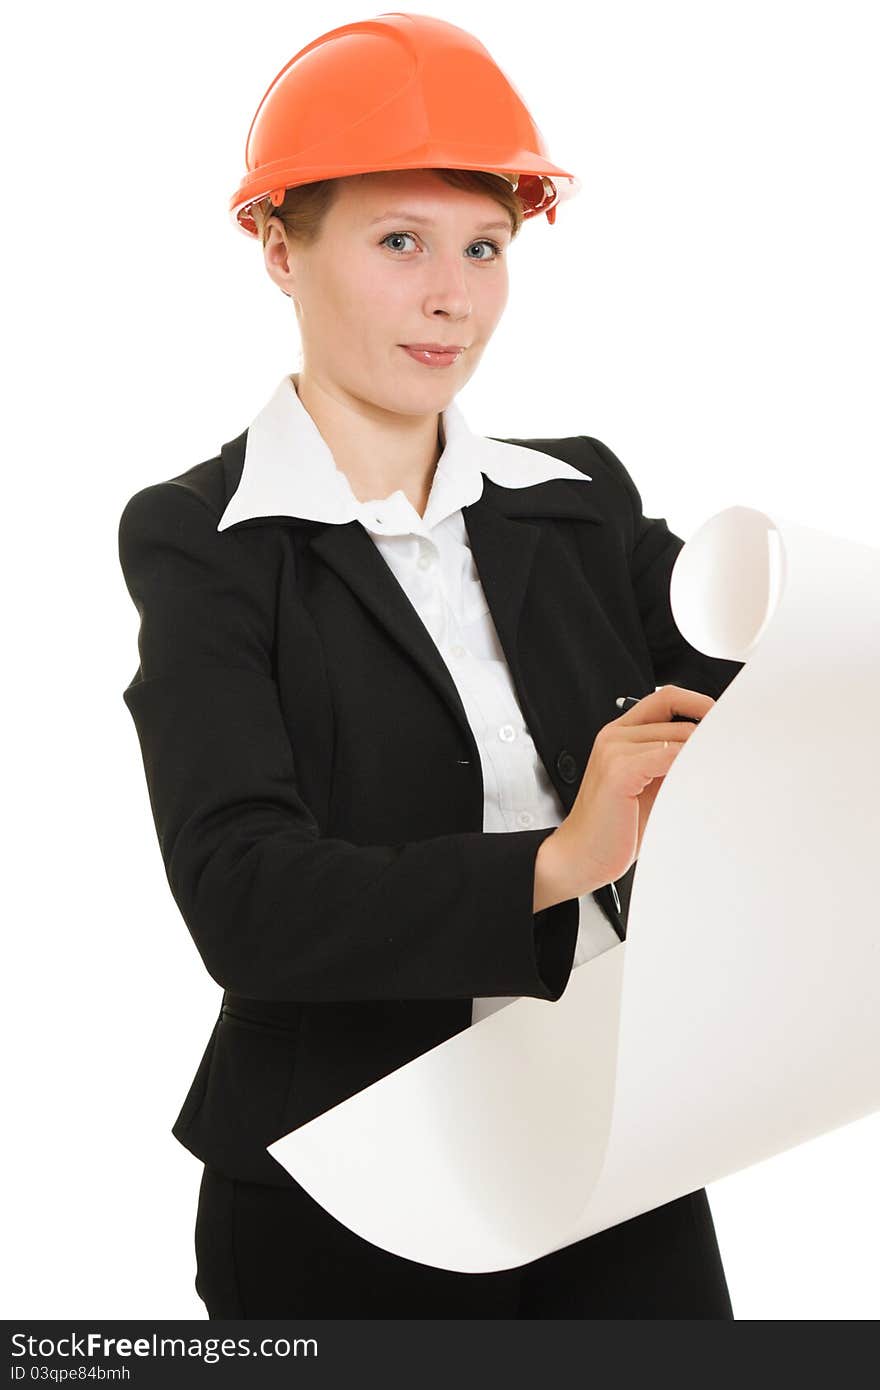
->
xmin=119 ymin=13 xmax=743 ymax=1318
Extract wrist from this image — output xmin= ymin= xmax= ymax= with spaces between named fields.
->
xmin=533 ymin=826 xmax=588 ymax=912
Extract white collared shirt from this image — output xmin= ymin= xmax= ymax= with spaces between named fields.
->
xmin=219 ymin=374 xmax=621 ymax=1023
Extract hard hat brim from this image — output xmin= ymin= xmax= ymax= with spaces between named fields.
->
xmin=232 ymin=163 xmax=581 ymax=238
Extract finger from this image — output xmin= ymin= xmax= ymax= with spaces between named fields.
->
xmin=618 ymin=738 xmax=679 ymax=758
xmin=615 ymin=740 xmax=681 ymax=796
xmin=605 ymin=720 xmax=694 ymax=743
xmin=615 ymin=685 xmax=715 ymax=725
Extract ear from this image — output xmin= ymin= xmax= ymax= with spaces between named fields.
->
xmin=262 ymin=221 xmax=296 ymax=300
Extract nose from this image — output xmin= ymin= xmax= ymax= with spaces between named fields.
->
xmin=423 ymin=250 xmax=472 ymax=319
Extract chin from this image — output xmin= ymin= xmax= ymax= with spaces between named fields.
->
xmin=373 ymin=375 xmax=455 ymax=415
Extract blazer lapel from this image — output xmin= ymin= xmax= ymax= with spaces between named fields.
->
xmin=308 ymin=472 xmax=604 ymax=759
xmin=308 ymin=520 xmax=476 ymax=742
xmin=462 ymin=475 xmax=605 ymax=785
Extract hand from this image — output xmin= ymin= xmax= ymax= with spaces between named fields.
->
xmin=547 ymin=685 xmax=715 ymax=895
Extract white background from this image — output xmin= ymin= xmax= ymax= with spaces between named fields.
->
xmin=4 ymin=0 xmax=878 ymax=1319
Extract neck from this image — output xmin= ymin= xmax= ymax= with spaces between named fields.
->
xmin=292 ymin=369 xmax=443 ymax=519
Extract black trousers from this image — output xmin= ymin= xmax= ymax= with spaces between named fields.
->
xmin=194 ymin=1163 xmax=735 ymax=1318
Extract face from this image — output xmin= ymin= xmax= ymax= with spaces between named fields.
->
xmin=262 ymin=169 xmax=512 ymax=416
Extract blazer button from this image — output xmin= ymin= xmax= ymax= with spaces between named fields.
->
xmin=556 ymin=750 xmax=579 ymax=783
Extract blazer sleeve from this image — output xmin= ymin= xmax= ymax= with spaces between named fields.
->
xmin=118 ymin=481 xmax=580 ymax=1004
xmin=583 ymin=437 xmax=746 ymax=700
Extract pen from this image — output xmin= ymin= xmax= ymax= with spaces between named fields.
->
xmin=615 ymin=694 xmax=701 ymax=725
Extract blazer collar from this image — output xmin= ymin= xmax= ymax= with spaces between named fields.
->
xmin=216 ymin=373 xmax=602 ymax=535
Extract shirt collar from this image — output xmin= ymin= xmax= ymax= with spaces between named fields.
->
xmin=217 ymin=373 xmax=592 ymax=538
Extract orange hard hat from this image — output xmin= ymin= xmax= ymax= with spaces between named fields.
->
xmin=230 ymin=11 xmax=581 ymax=236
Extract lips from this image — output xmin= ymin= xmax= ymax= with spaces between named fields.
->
xmin=400 ymin=344 xmax=465 ymax=368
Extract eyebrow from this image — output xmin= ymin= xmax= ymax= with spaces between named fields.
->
xmin=367 ymin=210 xmax=511 ymax=234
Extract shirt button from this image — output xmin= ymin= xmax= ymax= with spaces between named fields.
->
xmin=498 ymin=724 xmax=516 ymax=742
xmin=417 ymin=551 xmax=434 ymax=570
xmin=450 ymin=643 xmax=467 ymax=659
xmin=516 ymin=811 xmax=534 ymax=827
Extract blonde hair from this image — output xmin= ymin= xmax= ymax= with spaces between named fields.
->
xmin=250 ymin=168 xmax=525 ymax=248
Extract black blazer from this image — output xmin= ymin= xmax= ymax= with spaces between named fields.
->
xmin=118 ymin=428 xmax=744 ymax=1186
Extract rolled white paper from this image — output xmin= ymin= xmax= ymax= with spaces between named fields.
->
xmin=268 ymin=505 xmax=880 ymax=1273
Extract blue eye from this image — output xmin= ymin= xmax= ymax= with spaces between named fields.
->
xmin=380 ymin=232 xmax=502 ymax=260
xmin=467 ymin=239 xmax=503 ymax=260
xmin=380 ymin=232 xmax=418 ymax=253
